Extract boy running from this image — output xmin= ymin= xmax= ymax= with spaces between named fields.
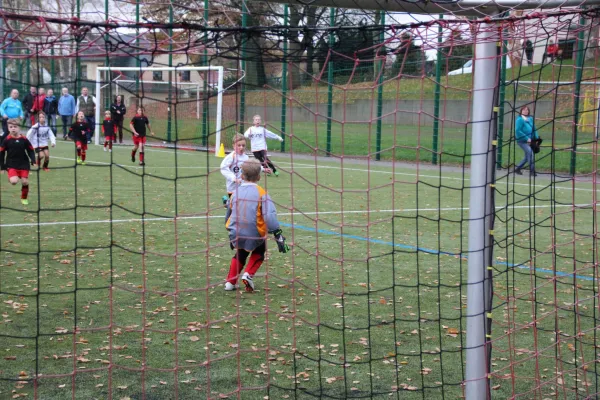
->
xmin=102 ymin=110 xmax=117 ymax=152
xmin=224 ymin=159 xmax=289 ymax=292
xmin=26 ymin=111 xmax=56 ymax=171
xmin=130 ymin=106 xmax=155 ymax=166
xmin=0 ymin=118 xmax=36 ymax=205
xmin=243 ymin=114 xmax=283 ymax=176
xmin=70 ymin=111 xmax=91 ymax=165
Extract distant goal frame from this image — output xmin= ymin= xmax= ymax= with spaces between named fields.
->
xmin=95 ymin=66 xmax=224 ymax=153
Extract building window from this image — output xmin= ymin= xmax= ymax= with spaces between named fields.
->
xmin=153 ymin=71 xmax=163 ymax=81
xmin=181 ymin=71 xmax=191 ymax=82
xmin=80 ymin=64 xmax=88 ymax=79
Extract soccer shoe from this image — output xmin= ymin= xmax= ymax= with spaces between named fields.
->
xmin=241 ymin=272 xmax=254 ymax=292
xmin=131 ymin=155 xmax=135 ymax=162
xmin=514 ymin=167 xmax=522 ymax=175
xmin=222 ymin=195 xmax=229 ymax=206
xmin=43 ymin=168 xmax=49 ymax=172
xmin=274 ymin=170 xmax=279 ymax=177
xmin=81 ymin=161 xmax=87 ymax=166
xmin=21 ymin=199 xmax=29 ymax=205
xmin=109 ymin=149 xmax=112 ymax=153
xmin=76 ymin=157 xmax=82 ymax=164
xmin=224 ymin=282 xmax=239 ymax=291
xmin=103 ymin=147 xmax=107 ymax=152
xmin=139 ymin=161 xmax=145 ymax=166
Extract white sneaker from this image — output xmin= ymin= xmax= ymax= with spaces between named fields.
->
xmin=103 ymin=147 xmax=107 ymax=152
xmin=224 ymin=282 xmax=238 ymax=291
xmin=109 ymin=149 xmax=112 ymax=153
xmin=241 ymin=272 xmax=254 ymax=292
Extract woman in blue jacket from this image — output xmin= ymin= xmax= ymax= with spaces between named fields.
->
xmin=515 ymin=105 xmax=539 ymax=176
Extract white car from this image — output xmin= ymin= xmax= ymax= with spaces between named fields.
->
xmin=448 ymin=58 xmax=512 ymax=75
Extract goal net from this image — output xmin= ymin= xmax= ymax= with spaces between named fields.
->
xmin=95 ymin=66 xmax=229 ymax=151
xmin=1 ymin=1 xmax=600 ymax=400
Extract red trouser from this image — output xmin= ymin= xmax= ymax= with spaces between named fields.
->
xmin=226 ymin=241 xmax=266 ymax=284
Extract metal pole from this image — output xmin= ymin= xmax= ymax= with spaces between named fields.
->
xmin=167 ymin=4 xmax=173 ymax=142
xmin=75 ymin=0 xmax=81 ymax=96
xmin=375 ymin=11 xmax=384 ymax=161
xmin=326 ymin=8 xmax=334 ymax=156
xmin=104 ymin=0 xmax=109 ymax=110
xmin=0 ymin=0 xmax=4 ymax=100
xmin=201 ymin=0 xmax=209 ymax=146
xmin=136 ymin=0 xmax=140 ymax=97
xmin=50 ymin=47 xmax=55 ymax=89
xmin=280 ymin=5 xmax=288 ymax=153
xmin=570 ymin=14 xmax=586 ymax=175
xmin=432 ymin=14 xmax=443 ymax=165
xmin=496 ymin=20 xmax=508 ymax=169
xmin=239 ymin=3 xmax=248 ymax=133
xmin=465 ymin=22 xmax=496 ymax=400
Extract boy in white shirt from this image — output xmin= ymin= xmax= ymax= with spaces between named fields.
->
xmin=243 ymin=115 xmax=283 ymax=176
xmin=27 ymin=111 xmax=56 ymax=171
xmin=220 ymin=133 xmax=270 ymax=205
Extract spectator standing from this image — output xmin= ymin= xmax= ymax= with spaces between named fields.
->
xmin=22 ymin=86 xmax=37 ymax=128
xmin=43 ymin=89 xmax=59 ymax=135
xmin=0 ymin=89 xmax=24 ymax=140
xmin=110 ymin=95 xmax=126 ymax=144
xmin=58 ymin=87 xmax=76 ymax=140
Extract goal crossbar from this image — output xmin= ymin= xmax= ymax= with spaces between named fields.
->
xmin=95 ymin=66 xmax=224 ymax=153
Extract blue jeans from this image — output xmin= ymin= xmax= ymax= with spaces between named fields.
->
xmin=85 ymin=116 xmax=95 ymax=142
xmin=61 ymin=115 xmax=72 ymax=138
xmin=48 ymin=114 xmax=57 ymax=135
xmin=516 ymin=141 xmax=534 ymax=171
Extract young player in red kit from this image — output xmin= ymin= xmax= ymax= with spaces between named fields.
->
xmin=70 ymin=111 xmax=91 ymax=165
xmin=129 ymin=106 xmax=155 ymax=166
xmin=102 ymin=110 xmax=117 ymax=152
xmin=0 ymin=118 xmax=37 ymax=205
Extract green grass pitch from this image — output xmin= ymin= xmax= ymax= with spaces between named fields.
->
xmin=1 ymin=139 xmax=598 ymax=399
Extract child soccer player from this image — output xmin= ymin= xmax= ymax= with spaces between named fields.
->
xmin=70 ymin=111 xmax=90 ymax=165
xmin=130 ymin=106 xmax=155 ymax=166
xmin=243 ymin=115 xmax=284 ymax=176
xmin=0 ymin=118 xmax=36 ymax=205
xmin=26 ymin=111 xmax=56 ymax=171
xmin=224 ymin=159 xmax=289 ymax=292
xmin=220 ymin=133 xmax=271 ymax=206
xmin=102 ymin=110 xmax=117 ymax=152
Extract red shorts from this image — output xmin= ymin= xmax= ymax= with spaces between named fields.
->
xmin=76 ymin=141 xmax=88 ymax=150
xmin=7 ymin=168 xmax=29 ymax=179
xmin=133 ymin=136 xmax=147 ymax=146
xmin=104 ymin=135 xmax=114 ymax=141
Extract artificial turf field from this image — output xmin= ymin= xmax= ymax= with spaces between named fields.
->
xmin=1 ymin=139 xmax=599 ymax=399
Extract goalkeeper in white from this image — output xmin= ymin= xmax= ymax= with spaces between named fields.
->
xmin=26 ymin=111 xmax=56 ymax=171
xmin=220 ymin=133 xmax=271 ymax=206
xmin=243 ymin=115 xmax=283 ymax=176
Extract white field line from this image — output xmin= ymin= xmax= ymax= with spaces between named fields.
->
xmin=0 ymin=203 xmax=591 ymax=228
xmin=53 ymin=148 xmax=599 ymax=194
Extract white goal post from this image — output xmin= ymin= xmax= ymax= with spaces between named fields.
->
xmin=95 ymin=66 xmax=224 ymax=154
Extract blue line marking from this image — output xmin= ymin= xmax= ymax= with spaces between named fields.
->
xmin=280 ymin=222 xmax=595 ymax=282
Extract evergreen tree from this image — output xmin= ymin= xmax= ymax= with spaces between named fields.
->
xmin=443 ymin=31 xmax=473 ymax=73
xmin=390 ymin=32 xmax=424 ymax=77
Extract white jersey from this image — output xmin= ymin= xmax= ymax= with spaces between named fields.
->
xmin=27 ymin=123 xmax=56 ymax=148
xmin=243 ymin=126 xmax=283 ymax=152
xmin=220 ymin=151 xmax=249 ymax=193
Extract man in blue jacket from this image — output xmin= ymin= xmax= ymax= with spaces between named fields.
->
xmin=0 ymin=89 xmax=24 ymax=141
xmin=58 ymin=87 xmax=76 ymax=140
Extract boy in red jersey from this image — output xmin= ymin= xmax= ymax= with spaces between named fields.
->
xmin=0 ymin=118 xmax=36 ymax=205
xmin=70 ymin=111 xmax=90 ymax=165
xmin=129 ymin=106 xmax=155 ymax=166
xmin=102 ymin=110 xmax=117 ymax=152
